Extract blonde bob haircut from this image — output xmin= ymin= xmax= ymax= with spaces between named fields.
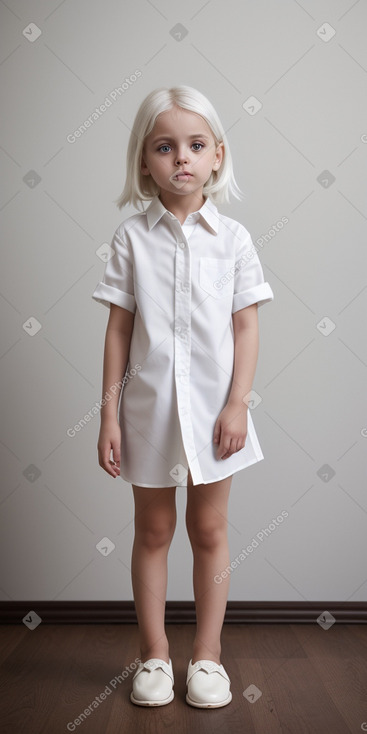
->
xmin=114 ymin=85 xmax=244 ymax=211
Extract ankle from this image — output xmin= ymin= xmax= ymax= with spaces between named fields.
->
xmin=140 ymin=642 xmax=170 ymax=664
xmin=141 ymin=652 xmax=170 ymax=664
xmin=192 ymin=645 xmax=221 ymax=665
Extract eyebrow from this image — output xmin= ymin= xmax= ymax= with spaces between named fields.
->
xmin=151 ymin=134 xmax=211 ymax=143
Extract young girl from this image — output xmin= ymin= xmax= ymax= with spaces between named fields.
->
xmin=92 ymin=85 xmax=274 ymax=708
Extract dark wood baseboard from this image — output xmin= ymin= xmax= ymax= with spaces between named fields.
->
xmin=0 ymin=601 xmax=366 ymax=624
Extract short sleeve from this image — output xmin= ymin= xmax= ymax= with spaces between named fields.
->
xmin=232 ymin=231 xmax=274 ymax=313
xmin=92 ymin=228 xmax=136 ymax=313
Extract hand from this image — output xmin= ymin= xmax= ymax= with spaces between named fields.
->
xmin=213 ymin=403 xmax=248 ymax=460
xmin=97 ymin=418 xmax=121 ymax=478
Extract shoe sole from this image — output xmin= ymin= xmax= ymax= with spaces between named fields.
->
xmin=186 ymin=691 xmax=232 ymax=708
xmin=130 ymin=690 xmax=174 ymax=706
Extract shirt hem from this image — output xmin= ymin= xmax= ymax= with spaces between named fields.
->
xmin=197 ymin=454 xmax=264 ymax=485
xmin=118 ymin=454 xmax=264 ymax=488
xmin=118 ymin=472 xmax=183 ymax=488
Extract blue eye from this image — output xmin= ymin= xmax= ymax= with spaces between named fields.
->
xmin=157 ymin=142 xmax=205 ymax=153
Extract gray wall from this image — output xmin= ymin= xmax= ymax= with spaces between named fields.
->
xmin=1 ymin=0 xmax=366 ymax=603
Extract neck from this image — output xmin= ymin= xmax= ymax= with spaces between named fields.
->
xmin=158 ymin=192 xmax=206 ymax=224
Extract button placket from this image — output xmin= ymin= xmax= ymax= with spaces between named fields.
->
xmin=173 ymin=226 xmax=203 ymax=485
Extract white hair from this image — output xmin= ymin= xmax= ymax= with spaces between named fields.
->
xmin=114 ymin=85 xmax=244 ymax=211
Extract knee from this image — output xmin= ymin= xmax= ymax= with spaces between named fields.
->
xmin=186 ymin=518 xmax=227 ymax=550
xmin=135 ymin=518 xmax=176 ymax=550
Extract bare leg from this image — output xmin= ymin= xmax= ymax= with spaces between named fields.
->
xmin=185 ymin=472 xmax=232 ymax=665
xmin=131 ymin=484 xmax=177 ymax=664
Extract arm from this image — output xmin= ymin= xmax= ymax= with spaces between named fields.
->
xmin=227 ymin=303 xmax=259 ymax=408
xmin=213 ymin=303 xmax=259 ymax=460
xmin=97 ymin=303 xmax=135 ymax=477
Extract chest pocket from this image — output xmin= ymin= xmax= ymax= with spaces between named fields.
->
xmin=199 ymin=257 xmax=234 ymax=299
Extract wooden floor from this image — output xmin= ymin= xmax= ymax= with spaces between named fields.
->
xmin=1 ymin=622 xmax=367 ymax=733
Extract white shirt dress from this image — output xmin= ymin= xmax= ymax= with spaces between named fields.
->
xmin=92 ymin=194 xmax=274 ymax=487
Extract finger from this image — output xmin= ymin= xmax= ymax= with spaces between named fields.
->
xmin=213 ymin=422 xmax=221 ymax=444
xmin=111 ymin=438 xmax=121 ymax=466
xmin=99 ymin=447 xmax=111 ymax=471
xmin=218 ymin=437 xmax=232 ymax=460
xmin=99 ymin=447 xmax=118 ymax=477
xmin=236 ymin=437 xmax=245 ymax=452
xmin=109 ymin=453 xmax=120 ymax=477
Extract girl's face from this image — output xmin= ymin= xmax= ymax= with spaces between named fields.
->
xmin=140 ymin=105 xmax=223 ymax=200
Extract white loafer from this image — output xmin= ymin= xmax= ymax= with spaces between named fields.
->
xmin=130 ymin=657 xmax=174 ymax=706
xmin=186 ymin=658 xmax=232 ymax=708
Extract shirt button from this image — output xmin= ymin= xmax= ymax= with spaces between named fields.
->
xmin=178 ymin=242 xmax=186 ymax=249
xmin=175 ymin=326 xmax=186 ymax=338
xmin=176 ymin=280 xmax=190 ymax=293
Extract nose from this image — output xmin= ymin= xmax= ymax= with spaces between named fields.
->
xmin=175 ymin=148 xmax=189 ymax=165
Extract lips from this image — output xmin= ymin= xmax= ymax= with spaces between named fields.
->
xmin=174 ymin=172 xmax=192 ymax=179
xmin=170 ymin=171 xmax=193 ymax=188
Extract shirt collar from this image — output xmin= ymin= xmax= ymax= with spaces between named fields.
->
xmin=145 ymin=194 xmax=219 ymax=234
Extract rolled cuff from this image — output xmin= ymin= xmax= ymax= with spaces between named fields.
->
xmin=232 ymin=282 xmax=274 ymax=313
xmin=92 ymin=282 xmax=136 ymax=313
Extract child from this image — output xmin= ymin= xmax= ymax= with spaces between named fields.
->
xmin=92 ymin=85 xmax=274 ymax=708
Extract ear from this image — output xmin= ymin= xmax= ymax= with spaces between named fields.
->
xmin=140 ymin=153 xmax=150 ymax=176
xmin=213 ymin=141 xmax=224 ymax=171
